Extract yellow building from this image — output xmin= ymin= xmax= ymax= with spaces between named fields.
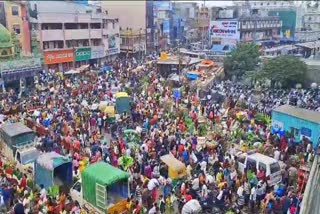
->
xmin=3 ymin=0 xmax=31 ymax=55
xmin=0 ymin=23 xmax=14 ymax=59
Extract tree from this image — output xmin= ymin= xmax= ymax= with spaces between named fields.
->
xmin=224 ymin=42 xmax=261 ymax=79
xmin=259 ymin=55 xmax=308 ymax=88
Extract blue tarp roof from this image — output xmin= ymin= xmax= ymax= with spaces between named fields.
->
xmin=211 ymin=45 xmax=225 ymax=52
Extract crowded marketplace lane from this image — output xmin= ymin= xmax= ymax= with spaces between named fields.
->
xmin=0 ymin=54 xmax=317 ymax=214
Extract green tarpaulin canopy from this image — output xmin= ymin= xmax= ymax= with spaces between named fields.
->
xmin=82 ymin=162 xmax=129 ymax=186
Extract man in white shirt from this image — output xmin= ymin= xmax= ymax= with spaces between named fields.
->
xmin=274 ymin=147 xmax=280 ymax=161
xmin=147 ymin=178 xmax=159 ymax=191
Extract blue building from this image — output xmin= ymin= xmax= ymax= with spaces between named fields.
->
xmin=272 ymin=105 xmax=320 ymax=147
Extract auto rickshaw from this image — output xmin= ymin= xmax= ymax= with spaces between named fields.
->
xmin=160 ymin=154 xmax=186 ymax=183
xmin=115 ymin=92 xmax=131 ymax=114
xmin=99 ymin=102 xmax=115 ymax=124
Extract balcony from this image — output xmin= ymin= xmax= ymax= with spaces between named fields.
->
xmin=41 ymin=30 xmax=64 ymax=41
xmin=90 ymin=29 xmax=102 ymax=39
xmin=65 ymin=29 xmax=90 ymax=40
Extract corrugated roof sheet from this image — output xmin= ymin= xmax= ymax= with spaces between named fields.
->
xmin=1 ymin=123 xmax=33 ymax=137
xmin=273 ymin=105 xmax=320 ymax=124
xmin=82 ymin=162 xmax=129 ymax=186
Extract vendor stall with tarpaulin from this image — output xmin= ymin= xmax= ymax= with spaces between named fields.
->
xmin=81 ymin=162 xmax=130 ymax=211
xmin=34 ymin=152 xmax=72 ymax=189
xmin=272 ymin=105 xmax=320 ymax=148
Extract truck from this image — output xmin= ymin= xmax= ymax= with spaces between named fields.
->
xmin=0 ymin=122 xmax=40 ymax=175
xmin=70 ymin=162 xmax=130 ymax=214
xmin=34 ymin=152 xmax=73 ymax=189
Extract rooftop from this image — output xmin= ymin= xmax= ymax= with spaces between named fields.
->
xmin=273 ymin=105 xmax=320 ymax=124
xmin=0 ymin=123 xmax=34 ymax=137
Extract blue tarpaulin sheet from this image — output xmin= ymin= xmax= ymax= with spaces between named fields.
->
xmin=100 ymin=66 xmax=111 ymax=72
xmin=186 ymin=73 xmax=199 ymax=80
xmin=211 ymin=45 xmax=225 ymax=52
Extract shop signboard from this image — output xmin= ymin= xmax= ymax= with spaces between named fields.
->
xmin=44 ymin=49 xmax=74 ymax=65
xmin=75 ymin=47 xmax=91 ymax=61
xmin=107 ymin=48 xmax=120 ymax=55
xmin=209 ymin=21 xmax=240 ymax=40
xmin=0 ymin=58 xmax=42 ymax=81
xmin=91 ymin=46 xmax=106 ymax=59
xmin=0 ymin=58 xmax=41 ymax=73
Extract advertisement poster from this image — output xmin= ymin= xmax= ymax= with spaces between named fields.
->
xmin=163 ymin=19 xmax=170 ymax=34
xmin=209 ymin=21 xmax=240 ymax=40
xmin=75 ymin=48 xmax=91 ymax=61
xmin=108 ymin=35 xmax=116 ymax=49
xmin=44 ymin=49 xmax=74 ymax=65
xmin=91 ymin=46 xmax=105 ymax=59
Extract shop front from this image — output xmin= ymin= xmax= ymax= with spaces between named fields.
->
xmin=75 ymin=47 xmax=91 ymax=68
xmin=43 ymin=49 xmax=74 ymax=72
xmin=0 ymin=57 xmax=42 ymax=92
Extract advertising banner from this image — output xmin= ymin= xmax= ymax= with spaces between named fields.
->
xmin=0 ymin=58 xmax=41 ymax=73
xmin=91 ymin=46 xmax=106 ymax=59
xmin=108 ymin=35 xmax=116 ymax=49
xmin=107 ymin=48 xmax=119 ymax=55
xmin=44 ymin=49 xmax=74 ymax=65
xmin=209 ymin=21 xmax=240 ymax=40
xmin=75 ymin=47 xmax=91 ymax=61
xmin=163 ymin=19 xmax=170 ymax=34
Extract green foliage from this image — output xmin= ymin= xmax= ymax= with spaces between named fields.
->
xmin=198 ymin=124 xmax=208 ymax=136
xmin=224 ymin=43 xmax=261 ymax=78
xmin=259 ymin=55 xmax=308 ymax=88
xmin=255 ymin=113 xmax=271 ymax=126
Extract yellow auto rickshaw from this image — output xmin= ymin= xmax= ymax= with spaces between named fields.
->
xmin=115 ymin=92 xmax=131 ymax=114
xmin=160 ymin=154 xmax=186 ymax=180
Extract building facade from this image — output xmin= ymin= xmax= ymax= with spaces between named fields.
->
xmin=239 ymin=16 xmax=282 ymax=42
xmin=1 ymin=0 xmax=31 ymax=56
xmin=196 ymin=6 xmax=210 ymax=47
xmin=234 ymin=1 xmax=297 ymax=37
xmin=29 ymin=1 xmax=120 ymax=72
xmin=101 ymin=1 xmax=146 ymax=56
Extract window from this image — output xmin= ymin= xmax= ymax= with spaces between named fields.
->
xmin=258 ymin=162 xmax=267 ymax=172
xmin=290 ymin=127 xmax=299 ymax=137
xmin=1 ymin=50 xmax=8 ymax=56
xmin=11 ymin=6 xmax=19 ymax=16
xmin=73 ymin=182 xmax=81 ymax=192
xmin=13 ymin=24 xmax=20 ymax=34
xmin=246 ymin=158 xmax=257 ymax=170
xmin=270 ymin=163 xmax=280 ymax=174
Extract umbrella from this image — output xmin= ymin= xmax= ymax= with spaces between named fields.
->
xmin=181 ymin=199 xmax=201 ymax=214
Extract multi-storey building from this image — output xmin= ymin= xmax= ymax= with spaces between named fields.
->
xmin=234 ymin=0 xmax=297 ymax=37
xmin=101 ymin=1 xmax=146 ymax=57
xmin=302 ymin=6 xmax=320 ymax=31
xmin=239 ymin=16 xmax=282 ymax=42
xmin=1 ymin=0 xmax=31 ymax=56
xmin=196 ymin=6 xmax=210 ymax=46
xmin=172 ymin=2 xmax=198 ymax=43
xmin=29 ymin=1 xmax=120 ymax=71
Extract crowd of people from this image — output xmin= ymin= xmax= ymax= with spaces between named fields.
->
xmin=0 ymin=54 xmax=316 ymax=214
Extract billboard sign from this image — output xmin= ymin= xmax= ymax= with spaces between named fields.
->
xmin=44 ymin=49 xmax=74 ymax=65
xmin=75 ymin=47 xmax=91 ymax=61
xmin=163 ymin=19 xmax=170 ymax=34
xmin=91 ymin=46 xmax=105 ymax=59
xmin=209 ymin=21 xmax=240 ymax=40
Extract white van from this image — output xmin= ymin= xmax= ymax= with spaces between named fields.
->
xmin=236 ymin=152 xmax=282 ymax=186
